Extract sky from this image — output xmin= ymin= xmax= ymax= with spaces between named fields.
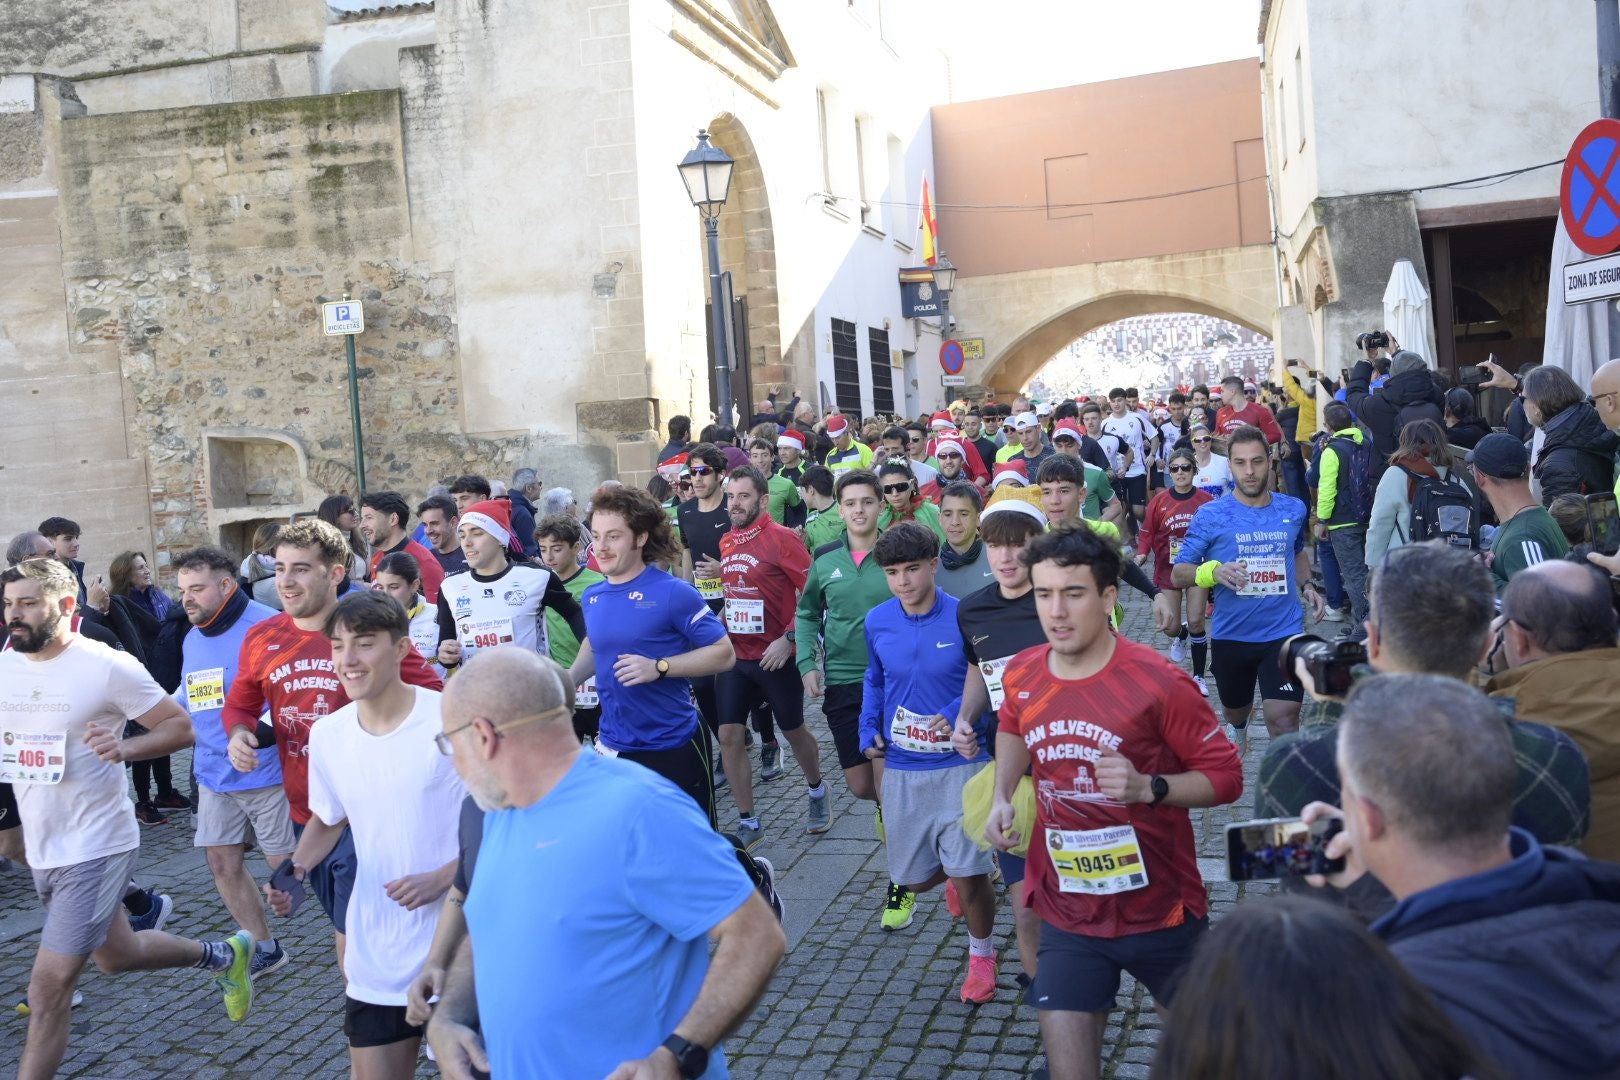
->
xmin=934 ymin=0 xmax=1260 ymax=102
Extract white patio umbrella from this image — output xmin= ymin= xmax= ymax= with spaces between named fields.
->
xmin=1382 ymin=258 xmax=1439 ymax=368
xmin=1542 ymin=217 xmax=1612 ymax=388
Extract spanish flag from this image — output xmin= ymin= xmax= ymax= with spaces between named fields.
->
xmin=919 ymin=177 xmax=938 ymax=266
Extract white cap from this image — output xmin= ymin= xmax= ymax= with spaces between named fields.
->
xmin=1012 ymin=412 xmax=1040 ymax=432
xmin=1035 ymin=401 xmax=1053 ymax=417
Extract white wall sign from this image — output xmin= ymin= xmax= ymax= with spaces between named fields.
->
xmin=1563 ymin=252 xmax=1620 ymax=306
xmin=0 ymin=75 xmax=36 ymax=114
xmin=322 ymin=301 xmax=365 ymax=335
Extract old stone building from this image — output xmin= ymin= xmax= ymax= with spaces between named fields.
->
xmin=0 ymin=0 xmax=944 ymax=572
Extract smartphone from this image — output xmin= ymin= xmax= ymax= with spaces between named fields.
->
xmin=269 ymin=859 xmax=307 ymax=916
xmin=1224 ymin=816 xmax=1345 ymax=881
xmin=1587 ymin=492 xmax=1620 ymax=556
xmin=1459 ymin=365 xmax=1488 ymax=386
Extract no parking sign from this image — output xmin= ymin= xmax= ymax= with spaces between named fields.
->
xmin=1561 ymin=118 xmax=1620 ymax=256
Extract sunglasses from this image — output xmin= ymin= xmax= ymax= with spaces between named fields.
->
xmin=938 ymin=451 xmax=963 ymax=460
xmin=882 ymin=483 xmax=913 ymax=495
xmin=688 ymin=465 xmax=716 ymax=477
xmin=677 ymin=481 xmax=693 ymax=489
xmin=1192 ymin=436 xmax=1212 ymax=444
xmin=1167 ymin=464 xmax=1194 ymax=474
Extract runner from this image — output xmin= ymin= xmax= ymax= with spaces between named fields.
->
xmin=935 ymin=482 xmax=997 ymax=599
xmin=1101 ymin=388 xmax=1151 ymax=529
xmin=223 ymin=518 xmax=442 ymax=961
xmin=359 ymin=490 xmax=446 ymax=603
xmin=716 ymin=466 xmax=829 ymax=846
xmin=534 ymin=514 xmax=604 ymax=743
xmin=860 ymin=522 xmax=1000 ymax=1004
xmin=371 ymin=551 xmax=445 ymax=678
xmin=797 ymin=465 xmax=847 ymax=551
xmin=171 ymin=546 xmax=294 ymax=980
xmin=1188 ymin=425 xmax=1233 ymax=497
xmin=3 ymin=559 xmax=256 ymax=1080
xmin=746 ymin=437 xmax=803 ymax=525
xmin=677 ymin=443 xmax=742 ymax=775
xmin=823 ymin=413 xmax=875 ymax=475
xmin=949 ymin=500 xmax=1050 ymax=983
xmin=1135 ymin=448 xmax=1214 ymax=695
xmin=1213 ymin=374 xmax=1283 ymax=445
xmin=988 ymin=523 xmax=1243 ymax=1080
xmin=415 ymin=494 xmax=468 ymax=576
xmin=1172 ymin=425 xmax=1325 ymax=750
xmin=268 ymin=591 xmax=464 ymax=1077
xmin=1051 ymin=421 xmax=1123 ymax=527
xmin=433 ymin=499 xmax=586 ymax=672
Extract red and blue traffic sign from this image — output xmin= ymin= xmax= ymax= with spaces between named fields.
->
xmin=940 ymin=339 xmax=966 ymax=375
xmin=1561 ymin=118 xmax=1620 ymax=256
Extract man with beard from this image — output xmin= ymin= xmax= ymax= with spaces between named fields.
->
xmin=172 ymin=546 xmax=293 ymax=979
xmin=3 ymin=558 xmax=257 ymax=1079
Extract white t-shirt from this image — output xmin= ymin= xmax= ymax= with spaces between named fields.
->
xmin=0 ymin=636 xmax=165 ymax=869
xmin=1193 ymin=454 xmax=1234 ymax=497
xmin=1101 ymin=413 xmax=1148 ymax=477
xmin=307 ymin=687 xmax=466 ymax=1006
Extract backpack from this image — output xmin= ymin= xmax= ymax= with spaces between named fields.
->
xmin=1399 ymin=466 xmax=1480 ymax=550
xmin=1327 ymin=436 xmax=1374 ymax=523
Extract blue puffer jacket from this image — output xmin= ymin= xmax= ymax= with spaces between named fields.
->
xmin=1374 ymin=830 xmax=1620 ymax=1079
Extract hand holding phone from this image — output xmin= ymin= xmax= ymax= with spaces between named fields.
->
xmin=266 ymin=859 xmax=307 ymax=917
xmin=1224 ymin=814 xmax=1347 ymax=881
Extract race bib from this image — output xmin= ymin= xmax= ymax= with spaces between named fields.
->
xmin=1045 ymin=824 xmax=1149 ymax=895
xmin=980 ymin=656 xmax=1012 ymax=712
xmin=575 ymin=677 xmax=599 ymax=710
xmin=889 ymin=706 xmax=952 ymax=754
xmin=1168 ymin=537 xmax=1183 ymax=563
xmin=724 ymin=597 xmax=766 ymax=635
xmin=460 ymin=617 xmax=515 ymax=651
xmin=695 ymin=576 xmax=724 ymax=600
xmin=593 ymin=739 xmax=619 ymax=758
xmin=0 ymin=729 xmax=66 ymax=786
xmin=185 ymin=667 xmax=226 ymax=712
xmin=1237 ymin=555 xmax=1288 ymax=597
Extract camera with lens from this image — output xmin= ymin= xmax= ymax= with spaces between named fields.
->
xmin=1355 ymin=330 xmax=1390 ymax=352
xmin=1279 ymin=634 xmax=1368 ymax=699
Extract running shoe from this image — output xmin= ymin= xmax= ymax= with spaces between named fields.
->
xmin=127 ymin=890 xmax=173 ymax=933
xmin=806 ymin=789 xmax=830 ymax=834
xmin=734 ymin=820 xmax=764 ymax=851
xmin=1229 ymin=720 xmax=1249 ymax=759
xmin=1193 ymin=675 xmax=1209 ymax=698
xmin=759 ymin=742 xmax=783 ymax=781
xmin=712 ymin=762 xmax=729 ymax=791
xmin=134 ymin=803 xmax=167 ymax=826
xmin=880 ymin=883 xmax=915 ymax=931
xmin=1319 ymin=607 xmax=1346 ymax=623
xmin=249 ymin=942 xmax=289 ymax=979
xmin=754 ymin=856 xmax=784 ymax=923
xmin=153 ymin=792 xmax=192 ymax=811
xmin=214 ymin=930 xmax=255 ymax=1022
xmin=945 ymin=879 xmax=963 ymax=918
xmin=1168 ymin=635 xmax=1187 ymax=664
xmin=875 ymin=803 xmax=885 ymax=843
xmin=15 ymin=990 xmax=84 ymax=1016
xmin=960 ymin=954 xmax=998 ymax=1004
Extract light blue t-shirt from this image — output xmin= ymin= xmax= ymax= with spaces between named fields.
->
xmin=464 ymin=752 xmax=756 ymax=1080
xmin=584 ymin=566 xmax=726 ymax=753
xmin=1175 ymin=493 xmax=1308 ymax=643
xmin=176 ymin=594 xmax=281 ymax=793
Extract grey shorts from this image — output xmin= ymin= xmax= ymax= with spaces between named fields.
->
xmin=32 ymin=848 xmax=140 ymax=957
xmin=194 ymin=784 xmax=297 ymax=856
xmin=882 ymin=764 xmax=995 ymax=888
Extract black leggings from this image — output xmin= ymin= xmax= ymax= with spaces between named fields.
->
xmin=693 ymin=673 xmax=777 ymax=743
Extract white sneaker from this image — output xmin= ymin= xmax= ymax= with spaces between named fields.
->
xmin=1194 ymin=675 xmax=1209 ymax=698
xmin=1168 ymin=636 xmax=1187 ymax=664
xmin=1319 ymin=607 xmax=1346 ymax=623
xmin=1229 ymin=723 xmax=1248 ymax=759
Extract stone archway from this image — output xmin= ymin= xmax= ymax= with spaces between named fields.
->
xmin=706 ymin=115 xmax=783 ymax=419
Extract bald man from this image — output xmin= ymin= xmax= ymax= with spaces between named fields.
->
xmin=1584 ymin=359 xmax=1620 ymax=576
xmin=427 ymin=647 xmax=785 ymax=1080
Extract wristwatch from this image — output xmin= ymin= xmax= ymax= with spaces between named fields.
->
xmin=655 ymin=659 xmax=671 ymax=679
xmin=661 ymin=1035 xmax=709 ymax=1079
xmin=1148 ymin=775 xmax=1169 ymax=806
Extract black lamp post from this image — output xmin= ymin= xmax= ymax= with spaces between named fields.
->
xmin=678 ymin=130 xmax=737 ymax=425
xmin=933 ymin=251 xmax=957 ymax=342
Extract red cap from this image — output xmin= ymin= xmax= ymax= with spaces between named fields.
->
xmin=825 ymin=414 xmax=850 ymax=437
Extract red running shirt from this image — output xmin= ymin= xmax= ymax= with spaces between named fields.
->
xmin=371 ymin=539 xmax=446 ymax=604
xmin=998 ymin=639 xmax=1243 ymax=939
xmin=1137 ymin=488 xmax=1214 ymax=590
xmin=221 ymin=612 xmax=443 ymax=823
xmin=719 ymin=517 xmax=811 ymax=662
xmin=1214 ymin=402 xmax=1282 ymax=444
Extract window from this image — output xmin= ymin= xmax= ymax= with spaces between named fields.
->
xmin=855 ymin=117 xmax=872 ymax=227
xmin=816 ymin=89 xmax=833 ymax=195
xmin=832 ymin=318 xmax=862 ymax=413
xmin=869 ymin=327 xmax=894 ymax=414
xmin=1294 ymin=48 xmax=1306 ymax=149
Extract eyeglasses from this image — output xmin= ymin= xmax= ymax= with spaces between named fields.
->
xmin=882 ymin=483 xmax=913 ymax=495
xmin=435 ymin=707 xmax=569 ymax=755
xmin=1589 ymin=391 xmax=1619 ymax=409
xmin=677 ymin=481 xmax=693 ymax=490
xmin=938 ymin=451 xmax=963 ymax=460
xmin=1167 ymin=464 xmax=1194 ymax=474
xmin=1192 ymin=436 xmax=1212 ymax=444
xmin=688 ymin=465 xmax=715 ymax=477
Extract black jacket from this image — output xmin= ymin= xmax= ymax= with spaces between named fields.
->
xmin=1535 ymin=402 xmax=1619 ymax=504
xmin=1445 ymin=417 xmax=1492 ymax=450
xmin=505 ymin=491 xmax=539 ymax=558
xmin=148 ymin=603 xmax=195 ymax=695
xmin=1345 ymin=360 xmax=1446 ymax=470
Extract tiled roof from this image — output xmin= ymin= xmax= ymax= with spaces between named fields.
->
xmin=333 ymin=2 xmax=434 ymax=23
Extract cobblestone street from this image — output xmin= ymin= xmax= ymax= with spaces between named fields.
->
xmin=0 ymin=592 xmax=1291 ymax=1078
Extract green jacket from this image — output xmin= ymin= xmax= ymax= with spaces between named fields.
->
xmin=796 ymin=536 xmax=892 ymax=685
xmin=1315 ymin=426 xmax=1366 ymax=529
xmin=765 ymin=470 xmax=801 ymax=524
xmin=878 ymin=498 xmax=947 ymax=542
xmin=802 ymin=503 xmax=846 ymax=552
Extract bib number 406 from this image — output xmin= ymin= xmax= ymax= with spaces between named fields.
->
xmin=14 ymin=749 xmax=49 ymax=768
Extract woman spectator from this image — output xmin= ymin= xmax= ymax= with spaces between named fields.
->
xmin=1442 ymin=387 xmax=1491 ymax=449
xmin=1153 ymin=895 xmax=1499 ymax=1080
xmin=107 ymin=550 xmax=189 ymax=823
xmin=1364 ymin=419 xmax=1455 ymax=567
xmin=1523 ymin=365 xmax=1619 ymax=505
xmin=239 ymin=521 xmax=283 ymax=611
xmin=316 ymin=493 xmax=369 ymax=580
xmin=370 ymin=551 xmax=444 ymax=678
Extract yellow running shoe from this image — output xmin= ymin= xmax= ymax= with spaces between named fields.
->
xmin=214 ymin=930 xmax=254 ymax=1022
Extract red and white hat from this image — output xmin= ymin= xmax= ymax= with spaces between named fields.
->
xmin=980 ymin=501 xmax=1048 ymax=528
xmin=776 ymin=430 xmax=806 ymax=452
xmin=657 ymin=452 xmax=688 ymax=481
xmin=825 ymin=414 xmax=851 ymax=437
xmin=991 ymin=461 xmax=1028 ymax=489
xmin=1051 ymin=421 xmax=1082 ymax=444
xmin=934 ymin=438 xmax=965 ymax=459
xmin=929 ymin=410 xmax=957 ymax=432
xmin=459 ymin=499 xmax=514 ymax=548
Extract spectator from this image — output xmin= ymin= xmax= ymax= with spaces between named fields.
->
xmin=1306 ymin=674 xmax=1620 ymax=1079
xmin=316 ymin=493 xmax=369 ymax=580
xmin=1344 ymin=351 xmax=1446 ymax=475
xmin=660 ymin=414 xmax=692 ymax=463
xmin=508 ymin=468 xmax=543 ymax=558
xmin=1547 ymin=492 xmax=1591 ymax=549
xmin=1364 ymin=419 xmax=1464 ymax=567
xmin=1443 ymin=387 xmax=1490 ymax=450
xmin=1280 ymin=367 xmax=1320 ymax=448
xmin=1523 ymin=366 xmax=1618 ymax=505
xmin=1486 ymin=560 xmax=1620 ymax=863
xmin=108 ymin=550 xmax=190 ymax=821
xmin=1586 ymin=356 xmax=1620 ymax=498
xmin=1313 ymin=401 xmax=1373 ymax=638
xmin=37 ymin=515 xmax=87 ymax=601
xmin=1152 ymin=895 xmax=1496 ymax=1080
xmin=4 ymin=529 xmax=50 ymax=568
xmin=1258 ymin=542 xmax=1590 ymax=850
xmin=1468 ymin=433 xmax=1569 ymax=593
xmin=540 ymin=486 xmax=577 ymax=522
xmin=238 ymin=522 xmax=284 ymax=610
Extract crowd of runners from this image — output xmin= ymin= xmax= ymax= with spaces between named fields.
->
xmin=3 ymin=352 xmax=1619 ymax=1079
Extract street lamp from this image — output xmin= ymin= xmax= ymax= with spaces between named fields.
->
xmin=933 ymin=251 xmax=957 ymax=342
xmin=679 ymin=130 xmax=737 ymax=426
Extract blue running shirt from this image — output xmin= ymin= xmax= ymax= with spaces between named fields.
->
xmin=1175 ymin=493 xmax=1308 ymax=643
xmin=584 ymin=566 xmax=726 ymax=753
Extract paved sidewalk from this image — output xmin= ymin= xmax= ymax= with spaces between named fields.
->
xmin=0 ymin=590 xmax=1290 ymax=1077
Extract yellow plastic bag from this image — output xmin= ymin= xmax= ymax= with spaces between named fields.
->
xmin=960 ymin=762 xmax=1037 ymax=858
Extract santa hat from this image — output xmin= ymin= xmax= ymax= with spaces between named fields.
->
xmin=929 ymin=410 xmax=957 ymax=432
xmin=825 ymin=414 xmax=851 ymax=437
xmin=934 ymin=439 xmax=965 ymax=459
xmin=990 ymin=461 xmax=1028 ymax=489
xmin=980 ymin=501 xmax=1048 ymax=528
xmin=776 ymin=430 xmax=806 ymax=452
xmin=657 ymin=452 xmax=688 ymax=481
xmin=460 ymin=499 xmax=513 ymax=548
xmin=1051 ymin=421 xmax=1082 ymax=444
